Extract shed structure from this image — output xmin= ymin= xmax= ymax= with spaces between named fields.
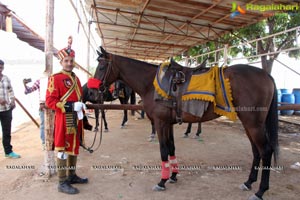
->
xmin=84 ymin=0 xmax=292 ymax=63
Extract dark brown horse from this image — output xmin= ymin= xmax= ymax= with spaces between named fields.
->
xmin=91 ymin=47 xmax=278 ymax=200
xmin=83 ymin=80 xmax=135 ymax=131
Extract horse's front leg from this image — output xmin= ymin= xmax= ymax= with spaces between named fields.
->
xmin=169 ymin=125 xmax=178 ymax=183
xmin=101 ymin=110 xmax=109 ymax=132
xmin=153 ymin=121 xmax=175 ymax=191
xmin=121 ymin=109 xmax=128 ymax=128
xmin=94 ymin=109 xmax=99 ymax=132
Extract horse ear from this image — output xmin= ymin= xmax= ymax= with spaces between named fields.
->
xmin=96 ymin=50 xmax=102 ymax=56
xmin=170 ymin=57 xmax=176 ymax=65
xmin=100 ymin=46 xmax=108 ymax=57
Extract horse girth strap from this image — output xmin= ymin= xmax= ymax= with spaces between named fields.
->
xmin=102 ymin=55 xmax=113 ymax=89
xmin=169 ymin=70 xmax=186 ymax=124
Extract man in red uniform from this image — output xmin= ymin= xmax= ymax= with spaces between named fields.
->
xmin=46 ymin=36 xmax=88 ymax=194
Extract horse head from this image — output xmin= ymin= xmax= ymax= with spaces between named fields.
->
xmin=89 ymin=46 xmax=118 ymax=102
xmin=94 ymin=46 xmax=118 ymax=83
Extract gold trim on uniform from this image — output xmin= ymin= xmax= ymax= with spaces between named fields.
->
xmin=47 ymin=76 xmax=55 ymax=94
xmin=55 ymin=147 xmax=65 ymax=151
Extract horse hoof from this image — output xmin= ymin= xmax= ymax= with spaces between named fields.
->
xmin=152 ymin=185 xmax=165 ymax=191
xmin=168 ymin=178 xmax=177 ymax=183
xmin=239 ymin=183 xmax=251 ymax=191
xmin=193 ymin=135 xmax=200 ymax=139
xmin=121 ymin=125 xmax=125 ymax=129
xmin=248 ymin=194 xmax=263 ymax=200
xmin=104 ymin=129 xmax=109 ymax=132
xmin=182 ymin=134 xmax=189 ymax=138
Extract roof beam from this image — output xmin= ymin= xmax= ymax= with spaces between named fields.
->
xmin=93 ymin=6 xmax=231 ymax=32
xmin=130 ymin=0 xmax=151 ymax=47
xmin=159 ymin=0 xmax=262 ymax=58
xmin=142 ymin=0 xmax=221 ymax=58
xmin=103 ymin=37 xmax=188 ymax=49
xmin=92 ymin=20 xmax=222 ymax=42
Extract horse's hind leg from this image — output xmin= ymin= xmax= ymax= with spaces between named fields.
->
xmin=253 ymin=143 xmax=273 ymax=200
xmin=243 ymin=127 xmax=272 ymax=200
xmin=183 ymin=123 xmax=192 ymax=138
xmin=195 ymin=122 xmax=202 ymax=136
xmin=241 ymin=142 xmax=261 ymax=191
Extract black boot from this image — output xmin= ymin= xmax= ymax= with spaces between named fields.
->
xmin=57 ymin=157 xmax=79 ymax=194
xmin=67 ymin=155 xmax=89 ymax=184
xmin=58 ymin=181 xmax=79 ymax=194
xmin=67 ymin=174 xmax=88 ymax=184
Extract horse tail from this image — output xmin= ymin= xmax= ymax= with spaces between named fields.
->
xmin=265 ymin=77 xmax=279 ymax=164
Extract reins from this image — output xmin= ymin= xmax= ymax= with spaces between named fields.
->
xmin=81 ymin=55 xmax=113 ymax=153
xmin=80 ymin=99 xmax=104 ymax=153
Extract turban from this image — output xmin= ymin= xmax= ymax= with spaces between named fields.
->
xmin=58 ymin=36 xmax=75 ymax=60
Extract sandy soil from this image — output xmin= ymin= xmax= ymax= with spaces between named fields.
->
xmin=0 ymin=110 xmax=299 ymax=200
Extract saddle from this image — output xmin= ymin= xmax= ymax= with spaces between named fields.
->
xmin=156 ymin=58 xmax=209 ymax=123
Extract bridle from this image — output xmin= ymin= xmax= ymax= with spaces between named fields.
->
xmin=98 ymin=54 xmax=114 ymax=94
xmin=81 ymin=54 xmax=114 ymax=153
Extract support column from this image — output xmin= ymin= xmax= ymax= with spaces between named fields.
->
xmin=44 ymin=0 xmax=56 ymax=179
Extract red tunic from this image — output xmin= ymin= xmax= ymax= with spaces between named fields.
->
xmin=46 ymin=70 xmax=84 ymax=155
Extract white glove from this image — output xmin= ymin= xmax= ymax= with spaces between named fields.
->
xmin=73 ymin=102 xmax=86 ymax=120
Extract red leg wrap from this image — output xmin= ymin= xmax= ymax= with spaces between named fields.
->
xmin=170 ymin=156 xmax=179 ymax=173
xmin=161 ymin=161 xmax=170 ymax=179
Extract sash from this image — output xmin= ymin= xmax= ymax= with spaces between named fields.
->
xmin=56 ymin=72 xmax=81 ymax=113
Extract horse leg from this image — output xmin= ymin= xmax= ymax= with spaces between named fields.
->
xmin=119 ymin=97 xmax=128 ymax=128
xmin=183 ymin=123 xmax=192 ymax=138
xmin=121 ymin=109 xmax=128 ymax=128
xmin=153 ymin=121 xmax=171 ymax=191
xmin=148 ymin=121 xmax=156 ymax=142
xmin=251 ymin=141 xmax=273 ymax=200
xmin=196 ymin=122 xmax=202 ymax=136
xmin=94 ymin=109 xmax=99 ymax=132
xmin=169 ymin=126 xmax=178 ymax=183
xmin=101 ymin=110 xmax=109 ymax=132
xmin=240 ymin=142 xmax=261 ymax=191
xmin=242 ymin=127 xmax=271 ymax=200
xmin=130 ymin=91 xmax=136 ymax=116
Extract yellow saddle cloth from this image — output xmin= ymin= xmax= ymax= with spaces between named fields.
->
xmin=153 ymin=65 xmax=237 ymax=121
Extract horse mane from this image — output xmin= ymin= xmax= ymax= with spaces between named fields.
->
xmin=116 ymin=54 xmax=158 ymax=69
xmin=98 ymin=46 xmax=158 ymax=69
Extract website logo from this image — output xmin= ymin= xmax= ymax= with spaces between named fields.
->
xmin=230 ymin=2 xmax=246 ymax=18
xmin=230 ymin=2 xmax=299 ymax=18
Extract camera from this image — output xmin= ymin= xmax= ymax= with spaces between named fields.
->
xmin=23 ymin=78 xmax=32 ymax=84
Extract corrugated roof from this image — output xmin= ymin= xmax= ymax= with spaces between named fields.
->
xmin=0 ymin=3 xmax=46 ymax=52
xmin=85 ymin=0 xmax=294 ymax=63
xmin=0 ymin=2 xmax=91 ymax=75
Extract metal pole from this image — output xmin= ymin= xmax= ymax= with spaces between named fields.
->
xmin=15 ymin=97 xmax=39 ymax=128
xmin=87 ymin=20 xmax=91 ymax=79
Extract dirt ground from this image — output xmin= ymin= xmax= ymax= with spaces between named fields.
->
xmin=0 ymin=109 xmax=299 ymax=200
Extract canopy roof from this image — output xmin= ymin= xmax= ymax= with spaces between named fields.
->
xmin=85 ymin=0 xmax=292 ymax=62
